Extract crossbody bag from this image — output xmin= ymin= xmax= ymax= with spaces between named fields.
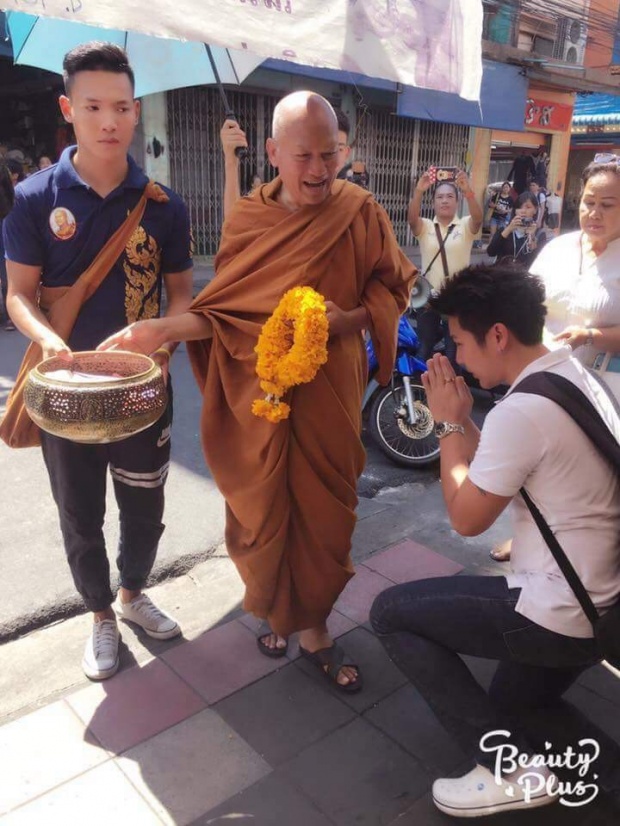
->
xmin=411 ymin=223 xmax=455 ymax=309
xmin=0 ymin=181 xmax=168 ymax=448
xmin=512 ymin=370 xmax=620 ymax=669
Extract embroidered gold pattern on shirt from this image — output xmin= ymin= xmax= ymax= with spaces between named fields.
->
xmin=123 ymin=224 xmax=162 ymax=322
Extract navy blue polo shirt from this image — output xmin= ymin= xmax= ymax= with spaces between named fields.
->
xmin=3 ymin=146 xmax=192 ymax=350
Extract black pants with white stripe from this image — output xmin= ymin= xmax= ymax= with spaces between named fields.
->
xmin=40 ymin=391 xmax=173 ymax=612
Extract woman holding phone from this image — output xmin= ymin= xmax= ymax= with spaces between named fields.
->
xmin=486 ymin=192 xmax=545 ymax=267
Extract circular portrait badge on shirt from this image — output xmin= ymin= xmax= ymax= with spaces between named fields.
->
xmin=49 ymin=207 xmax=77 ymax=241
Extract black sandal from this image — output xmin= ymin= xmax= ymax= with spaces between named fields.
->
xmin=299 ymin=642 xmax=363 ymax=694
xmin=256 ymin=623 xmax=288 ymax=659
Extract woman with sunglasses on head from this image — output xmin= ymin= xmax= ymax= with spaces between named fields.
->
xmin=530 ymin=155 xmax=620 ymax=366
xmin=487 ymin=191 xmax=546 ymax=267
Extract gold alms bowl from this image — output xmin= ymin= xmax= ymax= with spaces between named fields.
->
xmin=24 ymin=351 xmax=167 ymax=444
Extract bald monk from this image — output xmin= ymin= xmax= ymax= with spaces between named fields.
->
xmin=99 ymin=91 xmax=415 ymax=691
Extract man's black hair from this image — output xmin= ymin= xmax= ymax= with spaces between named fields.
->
xmin=63 ymin=42 xmax=135 ymax=95
xmin=514 ymin=191 xmax=538 ymax=210
xmin=4 ymin=158 xmax=24 ymax=183
xmin=334 ymin=108 xmax=350 ymax=137
xmin=429 ymin=263 xmax=547 ymax=346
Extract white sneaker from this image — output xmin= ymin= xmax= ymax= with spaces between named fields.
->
xmin=117 ymin=594 xmax=181 ymax=640
xmin=82 ymin=619 xmax=120 ymax=681
xmin=432 ymin=763 xmax=557 ymax=818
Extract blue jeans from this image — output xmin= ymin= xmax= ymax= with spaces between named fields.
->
xmin=370 ymin=576 xmax=620 ymax=791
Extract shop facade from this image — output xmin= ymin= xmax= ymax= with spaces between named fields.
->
xmin=164 ymin=70 xmax=472 ymax=255
xmin=569 ymin=94 xmax=620 ymax=229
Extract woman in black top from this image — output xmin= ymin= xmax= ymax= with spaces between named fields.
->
xmin=487 ymin=191 xmax=546 ymax=267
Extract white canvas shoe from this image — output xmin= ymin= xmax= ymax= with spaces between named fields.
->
xmin=432 ymin=763 xmax=557 ymax=818
xmin=82 ymin=619 xmax=120 ymax=681
xmin=117 ymin=594 xmax=181 ymax=640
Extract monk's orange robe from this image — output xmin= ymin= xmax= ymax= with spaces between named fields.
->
xmin=187 ymin=178 xmax=416 ymax=636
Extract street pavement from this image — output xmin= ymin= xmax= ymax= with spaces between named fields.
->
xmin=0 ymin=514 xmax=619 ymax=824
xmin=0 ymin=257 xmax=619 ymax=823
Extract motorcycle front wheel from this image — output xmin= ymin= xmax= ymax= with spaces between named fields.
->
xmin=368 ymin=381 xmax=440 ymax=468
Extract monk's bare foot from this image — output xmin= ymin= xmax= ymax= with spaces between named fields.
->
xmin=259 ymin=632 xmax=287 ymax=651
xmin=299 ymin=626 xmax=358 ymax=687
xmin=256 ymin=623 xmax=288 ymax=658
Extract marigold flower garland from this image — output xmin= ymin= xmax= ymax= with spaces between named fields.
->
xmin=252 ymin=286 xmax=329 ymax=423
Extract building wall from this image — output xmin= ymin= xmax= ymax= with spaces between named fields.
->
xmin=584 ymin=0 xmax=618 ymax=68
xmin=167 ymin=83 xmax=470 ymax=254
xmin=141 ymin=94 xmax=170 ymax=186
xmin=167 ymin=86 xmax=280 ymax=255
xmin=355 ymin=109 xmax=470 ymax=246
xmin=526 ymin=85 xmax=575 ymax=198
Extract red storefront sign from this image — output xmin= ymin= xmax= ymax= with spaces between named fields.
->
xmin=524 ymin=97 xmax=573 ymax=132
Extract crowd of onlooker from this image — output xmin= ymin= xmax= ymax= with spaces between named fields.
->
xmin=483 ymin=146 xmax=562 ymax=240
xmin=0 ymin=145 xmax=55 ymax=331
xmin=0 ymin=143 xmax=54 ymax=177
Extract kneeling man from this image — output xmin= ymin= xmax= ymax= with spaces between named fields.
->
xmin=371 ymin=264 xmax=620 ymax=817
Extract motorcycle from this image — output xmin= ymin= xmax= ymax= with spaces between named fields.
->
xmin=363 ymin=314 xmax=440 ymax=468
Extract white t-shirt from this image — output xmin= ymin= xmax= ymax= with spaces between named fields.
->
xmin=469 ymin=347 xmax=620 ymax=638
xmin=546 ymin=193 xmax=562 ymax=216
xmin=530 ymin=231 xmax=620 ymax=367
xmin=416 ymin=216 xmax=475 ymax=291
xmin=535 ymin=191 xmax=546 ymax=225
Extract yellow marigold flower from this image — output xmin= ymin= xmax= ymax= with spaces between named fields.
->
xmin=251 ymin=398 xmax=291 ymax=423
xmin=252 ymin=286 xmax=329 ymax=422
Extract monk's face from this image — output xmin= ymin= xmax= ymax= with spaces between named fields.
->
xmin=267 ymin=113 xmax=339 ymax=210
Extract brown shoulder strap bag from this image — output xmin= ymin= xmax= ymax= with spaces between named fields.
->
xmin=0 ymin=181 xmax=169 ymax=448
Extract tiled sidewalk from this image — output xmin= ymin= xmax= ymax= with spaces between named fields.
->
xmin=0 ymin=539 xmax=618 ymax=825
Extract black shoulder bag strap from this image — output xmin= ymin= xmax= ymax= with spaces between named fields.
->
xmin=420 ymin=223 xmax=455 ymax=280
xmin=435 ymin=222 xmax=454 ymax=283
xmin=512 ymin=371 xmax=620 ymax=627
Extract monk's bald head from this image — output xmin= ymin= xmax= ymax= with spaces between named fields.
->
xmin=266 ymin=91 xmax=340 ymax=211
xmin=272 ymin=92 xmax=338 ymax=142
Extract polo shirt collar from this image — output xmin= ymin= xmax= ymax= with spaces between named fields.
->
xmin=53 ymin=145 xmax=148 ymax=192
xmin=433 ymin=216 xmax=458 ymax=228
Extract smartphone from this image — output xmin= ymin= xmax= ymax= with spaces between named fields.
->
xmin=434 ymin=166 xmax=458 ymax=183
xmin=593 ymin=354 xmax=620 ymax=373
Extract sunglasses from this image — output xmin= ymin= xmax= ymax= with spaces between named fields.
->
xmin=593 ymin=152 xmax=620 ymax=164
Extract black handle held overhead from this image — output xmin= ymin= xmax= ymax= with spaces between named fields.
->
xmin=224 ymin=110 xmax=249 ymax=161
xmin=205 ymin=44 xmax=249 ymax=161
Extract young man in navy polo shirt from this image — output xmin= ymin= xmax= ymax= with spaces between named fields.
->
xmin=3 ymin=43 xmax=193 ymax=680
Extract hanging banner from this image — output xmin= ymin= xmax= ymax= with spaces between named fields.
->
xmin=0 ymin=0 xmax=483 ymax=101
